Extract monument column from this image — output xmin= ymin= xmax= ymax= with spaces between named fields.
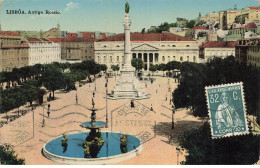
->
xmin=123 ymin=6 xmax=132 ymax=68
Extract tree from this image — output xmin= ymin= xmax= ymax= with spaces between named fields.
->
xmin=149 ymin=64 xmax=157 ymax=76
xmin=131 ymin=58 xmax=143 ymax=72
xmin=100 ymin=64 xmax=108 ymax=72
xmin=186 ymin=20 xmax=196 ymax=28
xmin=173 ymin=56 xmax=259 ymax=118
xmin=42 ymin=65 xmax=65 ymax=99
xmin=196 ymin=20 xmax=206 ymax=26
xmin=178 ymin=122 xmax=259 ymax=165
xmin=20 ymin=80 xmax=39 ymax=106
xmin=158 ymin=63 xmax=167 ymax=76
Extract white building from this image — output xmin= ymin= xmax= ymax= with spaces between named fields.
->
xmin=95 ymin=33 xmax=199 ymax=71
xmin=199 ymin=41 xmax=236 ymax=62
xmin=27 ymin=38 xmax=61 ymax=66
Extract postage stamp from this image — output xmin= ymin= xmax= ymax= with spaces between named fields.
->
xmin=205 ymin=82 xmax=249 ymax=138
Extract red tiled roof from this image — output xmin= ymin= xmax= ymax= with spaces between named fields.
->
xmin=0 ymin=37 xmax=20 ymax=40
xmin=81 ymin=32 xmax=95 ymax=39
xmin=200 ymin=41 xmax=237 ymax=48
xmin=192 ymin=26 xmax=208 ymax=30
xmin=98 ymin=33 xmax=194 ymax=42
xmin=233 ymin=22 xmax=257 ymax=29
xmin=67 ymin=33 xmax=78 ymax=38
xmin=40 ymin=38 xmax=50 ymax=42
xmin=27 ymin=38 xmax=42 ymax=42
xmin=248 ymin=7 xmax=260 ymax=10
xmin=100 ymin=33 xmax=106 ymax=38
xmin=48 ymin=37 xmax=96 ymax=43
xmin=0 ymin=31 xmax=21 ymax=36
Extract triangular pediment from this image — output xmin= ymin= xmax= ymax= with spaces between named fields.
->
xmin=132 ymin=43 xmax=159 ymax=51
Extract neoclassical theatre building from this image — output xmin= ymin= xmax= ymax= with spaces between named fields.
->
xmin=94 ymin=33 xmax=199 ymax=70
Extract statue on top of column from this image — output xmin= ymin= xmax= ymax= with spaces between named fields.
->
xmin=125 ymin=2 xmax=130 ymax=13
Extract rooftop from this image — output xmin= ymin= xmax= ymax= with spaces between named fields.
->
xmin=98 ymin=33 xmax=194 ymax=42
xmin=200 ymin=41 xmax=237 ymax=48
xmin=192 ymin=26 xmax=209 ymax=30
xmin=0 ymin=31 xmax=21 ymax=37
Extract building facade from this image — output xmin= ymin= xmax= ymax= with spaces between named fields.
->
xmin=236 ymin=38 xmax=260 ymax=67
xmin=95 ymin=33 xmax=199 ymax=71
xmin=27 ymin=38 xmax=61 ymax=66
xmin=199 ymin=41 xmax=236 ymax=62
xmin=247 ymin=38 xmax=260 ymax=67
xmin=49 ymin=38 xmax=95 ymax=61
xmin=200 ymin=12 xmax=219 ymax=22
xmin=0 ymin=31 xmax=29 ymax=71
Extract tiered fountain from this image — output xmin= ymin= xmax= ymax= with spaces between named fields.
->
xmin=42 ymin=87 xmax=142 ymax=165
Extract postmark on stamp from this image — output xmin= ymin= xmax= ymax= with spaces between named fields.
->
xmin=205 ymin=82 xmax=249 ymax=138
xmin=111 ymin=101 xmax=156 ymax=144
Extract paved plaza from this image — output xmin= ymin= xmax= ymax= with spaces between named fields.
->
xmin=0 ymin=74 xmax=204 ymax=165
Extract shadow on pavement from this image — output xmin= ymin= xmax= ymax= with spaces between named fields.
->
xmin=154 ymin=120 xmax=203 ymax=145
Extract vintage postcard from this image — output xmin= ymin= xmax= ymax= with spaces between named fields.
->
xmin=0 ymin=0 xmax=259 ymax=165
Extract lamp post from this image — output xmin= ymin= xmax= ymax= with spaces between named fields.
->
xmin=42 ymin=106 xmax=45 ymax=127
xmin=172 ymin=105 xmax=175 ymax=129
xmin=105 ymin=77 xmax=108 ymax=128
xmin=176 ymin=145 xmax=181 ymax=165
xmin=47 ymin=104 xmax=51 ymax=117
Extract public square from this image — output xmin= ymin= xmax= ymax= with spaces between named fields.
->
xmin=0 ymin=73 xmax=203 ymax=165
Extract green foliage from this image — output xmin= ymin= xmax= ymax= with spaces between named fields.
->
xmin=42 ymin=65 xmax=65 ymax=98
xmin=120 ymin=134 xmax=128 ymax=153
xmin=0 ymin=144 xmax=25 ymax=165
xmin=111 ymin=65 xmax=120 ymax=72
xmin=149 ymin=64 xmax=157 ymax=72
xmin=185 ymin=20 xmax=196 ymax=28
xmin=61 ymin=133 xmax=68 ymax=146
xmin=173 ymin=56 xmax=259 ymax=118
xmin=178 ymin=122 xmax=259 ymax=165
xmin=166 ymin=61 xmax=181 ymax=71
xmin=147 ymin=22 xmax=178 ymax=33
xmin=196 ymin=20 xmax=206 ymax=26
xmin=131 ymin=58 xmax=143 ymax=72
xmin=83 ymin=129 xmax=104 ymax=158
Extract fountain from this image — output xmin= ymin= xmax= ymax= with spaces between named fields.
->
xmin=42 ymin=86 xmax=142 ymax=164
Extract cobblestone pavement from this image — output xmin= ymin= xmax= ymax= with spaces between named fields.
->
xmin=0 ymin=74 xmax=204 ymax=165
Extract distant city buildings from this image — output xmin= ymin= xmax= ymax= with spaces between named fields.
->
xmin=199 ymin=41 xmax=236 ymax=62
xmin=235 ymin=38 xmax=260 ymax=67
xmin=27 ymin=38 xmax=61 ymax=66
xmin=0 ymin=6 xmax=260 ymax=71
xmin=95 ymin=33 xmax=200 ymax=70
xmin=0 ymin=31 xmax=29 ymax=71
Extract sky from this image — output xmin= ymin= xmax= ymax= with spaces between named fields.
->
xmin=0 ymin=0 xmax=259 ymax=34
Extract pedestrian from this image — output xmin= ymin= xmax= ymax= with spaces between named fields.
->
xmin=150 ymin=104 xmax=153 ymax=111
xmin=166 ymin=96 xmax=167 ymax=101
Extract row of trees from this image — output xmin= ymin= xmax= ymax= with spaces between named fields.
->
xmin=146 ymin=20 xmax=206 ymax=33
xmin=0 ymin=60 xmax=107 ymax=114
xmin=173 ymin=56 xmax=259 ymax=118
xmin=0 ymin=80 xmax=42 ymax=114
xmin=173 ymin=56 xmax=260 ymax=164
xmin=131 ymin=58 xmax=181 ymax=76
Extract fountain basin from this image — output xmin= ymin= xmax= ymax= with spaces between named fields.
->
xmin=80 ymin=121 xmax=106 ymax=129
xmin=42 ymin=132 xmax=142 ymax=165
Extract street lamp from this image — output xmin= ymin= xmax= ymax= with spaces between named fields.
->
xmin=47 ymin=104 xmax=51 ymax=117
xmin=105 ymin=77 xmax=108 ymax=128
xmin=75 ymin=93 xmax=78 ymax=104
xmin=42 ymin=106 xmax=45 ymax=127
xmin=176 ymin=145 xmax=181 ymax=165
xmin=172 ymin=105 xmax=175 ymax=129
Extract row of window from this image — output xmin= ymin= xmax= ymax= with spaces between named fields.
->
xmin=97 ymin=55 xmax=197 ymax=63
